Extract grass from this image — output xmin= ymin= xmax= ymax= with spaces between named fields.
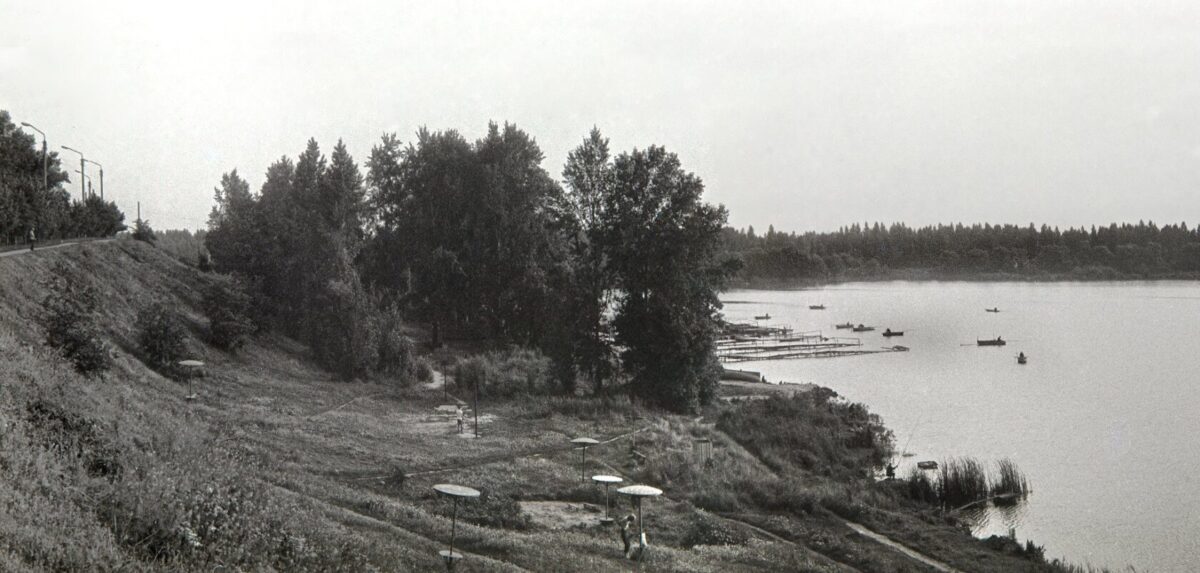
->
xmin=0 ymin=239 xmax=1135 ymax=572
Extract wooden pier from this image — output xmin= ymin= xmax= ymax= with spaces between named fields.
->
xmin=717 ymin=321 xmax=904 ymax=363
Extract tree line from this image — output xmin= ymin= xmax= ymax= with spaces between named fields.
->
xmin=204 ymin=125 xmax=733 ymax=412
xmin=724 ymin=221 xmax=1200 ymax=283
xmin=0 ymin=111 xmax=127 ymax=242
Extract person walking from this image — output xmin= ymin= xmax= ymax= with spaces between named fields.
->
xmin=27 ymin=225 xmax=36 ymax=251
xmin=456 ymin=404 xmax=464 ymax=434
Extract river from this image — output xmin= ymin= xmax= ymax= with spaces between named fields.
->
xmin=720 ymin=281 xmax=1200 ymax=572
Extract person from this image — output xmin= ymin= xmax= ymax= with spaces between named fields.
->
xmin=455 ymin=404 xmax=464 ymax=434
xmin=27 ymin=225 xmax=36 ymax=251
xmin=619 ymin=514 xmax=637 ymax=556
xmin=885 ymin=462 xmax=896 ymax=479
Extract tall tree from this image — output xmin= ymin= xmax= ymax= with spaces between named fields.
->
xmin=602 ymin=146 xmax=733 ymax=412
xmin=560 ymin=128 xmax=617 ymax=392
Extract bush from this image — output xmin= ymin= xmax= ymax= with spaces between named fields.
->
xmin=132 ymin=218 xmax=157 ymax=243
xmin=41 ymin=263 xmax=111 ymax=375
xmin=136 ymin=301 xmax=188 ymax=370
xmin=374 ymin=302 xmax=414 ymax=380
xmin=202 ymin=276 xmax=256 ymax=351
xmin=452 ymin=348 xmax=553 ymax=398
xmin=680 ymin=514 xmax=749 ymax=547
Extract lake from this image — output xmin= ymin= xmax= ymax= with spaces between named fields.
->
xmin=721 ymin=281 xmax=1200 ymax=572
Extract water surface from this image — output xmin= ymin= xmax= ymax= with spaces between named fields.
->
xmin=722 ymin=282 xmax=1200 ymax=572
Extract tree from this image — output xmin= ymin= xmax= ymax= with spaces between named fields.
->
xmin=601 ymin=146 xmax=733 ymax=412
xmin=558 ymin=127 xmax=618 ymax=393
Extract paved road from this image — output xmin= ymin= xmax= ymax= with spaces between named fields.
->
xmin=0 ymin=239 xmax=112 ymax=259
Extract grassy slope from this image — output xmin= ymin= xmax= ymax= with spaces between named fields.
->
xmin=0 ymin=240 xmax=1066 ymax=572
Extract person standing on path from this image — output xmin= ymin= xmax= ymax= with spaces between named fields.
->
xmin=456 ymin=404 xmax=464 ymax=434
xmin=27 ymin=225 xmax=36 ymax=251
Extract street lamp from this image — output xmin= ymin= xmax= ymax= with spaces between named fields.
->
xmin=84 ymin=158 xmax=103 ymax=201
xmin=74 ymin=169 xmax=92 ymax=198
xmin=61 ymin=145 xmax=86 ymax=202
xmin=18 ymin=122 xmax=47 ymax=191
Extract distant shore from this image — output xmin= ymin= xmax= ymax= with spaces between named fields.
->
xmin=730 ymin=267 xmax=1200 ymax=289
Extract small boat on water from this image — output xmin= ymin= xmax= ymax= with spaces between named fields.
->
xmin=809 ymin=304 xmax=826 ymax=310
xmin=889 ymin=345 xmax=910 ymax=352
xmin=754 ymin=314 xmax=771 ymax=320
xmin=1017 ymin=352 xmax=1027 ymax=364
xmin=882 ymin=329 xmax=904 ymax=337
xmin=835 ymin=322 xmax=855 ymax=329
xmin=852 ymin=324 xmax=875 ymax=332
xmin=917 ymin=461 xmax=939 ymax=470
xmin=986 ymin=307 xmax=1000 ymax=313
xmin=977 ymin=337 xmax=1006 ymax=346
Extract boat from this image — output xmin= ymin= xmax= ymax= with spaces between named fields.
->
xmin=986 ymin=307 xmax=1000 ymax=313
xmin=809 ymin=304 xmax=826 ymax=310
xmin=754 ymin=314 xmax=771 ymax=320
xmin=1017 ymin=352 xmax=1027 ymax=365
xmin=977 ymin=337 xmax=1006 ymax=346
xmin=917 ymin=461 xmax=939 ymax=470
xmin=852 ymin=324 xmax=875 ymax=332
xmin=882 ymin=329 xmax=904 ymax=337
xmin=889 ymin=345 xmax=910 ymax=352
xmin=835 ymin=322 xmax=854 ymax=329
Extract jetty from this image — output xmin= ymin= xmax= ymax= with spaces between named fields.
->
xmin=717 ymin=321 xmax=905 ymax=362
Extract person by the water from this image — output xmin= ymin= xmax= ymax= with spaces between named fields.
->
xmin=455 ymin=404 xmax=464 ymax=434
xmin=27 ymin=226 xmax=36 ymax=251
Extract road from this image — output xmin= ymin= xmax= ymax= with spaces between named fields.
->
xmin=0 ymin=238 xmax=112 ymax=259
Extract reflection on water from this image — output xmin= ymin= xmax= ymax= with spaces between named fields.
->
xmin=962 ymin=500 xmax=1030 ymax=537
xmin=722 ymin=282 xmax=1200 ymax=572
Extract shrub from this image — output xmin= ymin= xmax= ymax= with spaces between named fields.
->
xmin=680 ymin=514 xmax=749 ymax=547
xmin=374 ymin=302 xmax=415 ymax=381
xmin=41 ymin=263 xmax=111 ymax=375
xmin=132 ymin=218 xmax=157 ymax=243
xmin=136 ymin=301 xmax=188 ymax=370
xmin=452 ymin=348 xmax=553 ymax=398
xmin=202 ymin=276 xmax=256 ymax=351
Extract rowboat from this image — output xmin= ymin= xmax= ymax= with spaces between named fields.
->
xmin=809 ymin=304 xmax=826 ymax=310
xmin=754 ymin=314 xmax=771 ymax=320
xmin=882 ymin=329 xmax=904 ymax=337
xmin=1017 ymin=352 xmax=1027 ymax=364
xmin=835 ymin=322 xmax=854 ymax=329
xmin=977 ymin=337 xmax=1006 ymax=346
xmin=985 ymin=308 xmax=1000 ymax=313
xmin=852 ymin=324 xmax=875 ymax=332
xmin=917 ymin=461 xmax=939 ymax=470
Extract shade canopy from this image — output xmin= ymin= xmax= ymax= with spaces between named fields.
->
xmin=571 ymin=437 xmax=600 ymax=446
xmin=177 ymin=360 xmax=205 ymax=367
xmin=617 ymin=484 xmax=663 ymax=498
xmin=433 ymin=484 xmax=481 ymax=498
xmin=591 ymin=475 xmax=623 ymax=485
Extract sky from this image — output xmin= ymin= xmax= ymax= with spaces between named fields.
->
xmin=2 ymin=0 xmax=1199 ymax=233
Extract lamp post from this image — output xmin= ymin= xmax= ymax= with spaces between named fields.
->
xmin=18 ymin=122 xmax=47 ymax=191
xmin=84 ymin=158 xmax=103 ymax=201
xmin=61 ymin=145 xmax=86 ymax=202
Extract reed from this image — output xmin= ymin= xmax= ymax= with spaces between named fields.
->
xmin=938 ymin=457 xmax=990 ymax=507
xmin=992 ymin=458 xmax=1030 ymax=500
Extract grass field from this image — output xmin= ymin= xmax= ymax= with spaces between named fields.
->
xmin=0 ymin=239 xmax=1103 ymax=572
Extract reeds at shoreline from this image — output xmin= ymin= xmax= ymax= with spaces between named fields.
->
xmin=905 ymin=456 xmax=1031 ymax=508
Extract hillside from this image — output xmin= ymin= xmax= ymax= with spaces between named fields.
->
xmin=0 ymin=240 xmax=1075 ymax=572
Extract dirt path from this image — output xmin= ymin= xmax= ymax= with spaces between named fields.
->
xmin=845 ymin=521 xmax=964 ymax=573
xmin=0 ymin=238 xmax=112 ymax=258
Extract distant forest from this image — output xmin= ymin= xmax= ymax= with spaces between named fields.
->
xmin=723 ymin=221 xmax=1200 ymax=284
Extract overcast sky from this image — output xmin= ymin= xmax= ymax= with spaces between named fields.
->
xmin=3 ymin=1 xmax=1199 ymax=232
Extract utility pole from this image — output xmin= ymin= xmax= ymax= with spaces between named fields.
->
xmin=61 ymin=145 xmax=85 ymax=202
xmin=18 ymin=122 xmax=47 ymax=191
